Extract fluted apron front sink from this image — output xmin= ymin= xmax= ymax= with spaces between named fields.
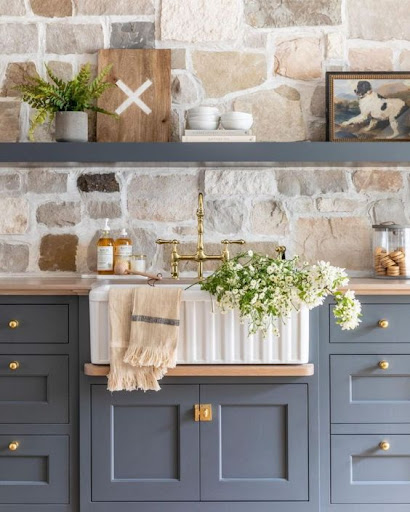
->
xmin=89 ymin=283 xmax=309 ymax=365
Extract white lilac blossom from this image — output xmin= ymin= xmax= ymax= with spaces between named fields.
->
xmin=200 ymin=252 xmax=361 ymax=337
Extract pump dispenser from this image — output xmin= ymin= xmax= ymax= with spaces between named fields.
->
xmin=114 ymin=228 xmax=133 ymax=269
xmin=97 ymin=218 xmax=114 ymax=275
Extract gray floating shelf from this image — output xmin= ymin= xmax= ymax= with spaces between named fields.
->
xmin=0 ymin=142 xmax=408 ymax=167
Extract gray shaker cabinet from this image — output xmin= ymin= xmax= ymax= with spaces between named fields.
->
xmin=0 ymin=355 xmax=69 ymax=424
xmin=91 ymin=384 xmax=200 ymax=502
xmin=200 ymin=384 xmax=308 ymax=502
xmin=89 ymin=383 xmax=309 ymax=504
xmin=320 ymin=296 xmax=410 ymax=512
xmin=0 ymin=296 xmax=78 ymax=512
xmin=331 ymin=434 xmax=410 ymax=504
xmin=0 ymin=435 xmax=69 ymax=504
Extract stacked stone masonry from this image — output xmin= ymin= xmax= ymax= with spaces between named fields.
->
xmin=0 ymin=1 xmax=409 ymax=273
xmin=0 ymin=0 xmax=409 ymax=142
xmin=0 ymin=167 xmax=406 ymax=274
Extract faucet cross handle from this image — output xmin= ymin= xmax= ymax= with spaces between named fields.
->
xmin=156 ymin=239 xmax=180 ymax=279
xmin=156 ymin=239 xmax=180 ymax=246
xmin=221 ymin=239 xmax=246 ymax=261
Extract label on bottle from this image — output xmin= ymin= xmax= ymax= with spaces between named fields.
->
xmin=115 ymin=245 xmax=133 ymax=258
xmin=97 ymin=246 xmax=114 ymax=271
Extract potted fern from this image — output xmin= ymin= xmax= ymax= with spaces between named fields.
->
xmin=18 ymin=63 xmax=117 ymax=142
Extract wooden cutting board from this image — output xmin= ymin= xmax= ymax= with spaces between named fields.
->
xmin=97 ymin=49 xmax=171 ymax=142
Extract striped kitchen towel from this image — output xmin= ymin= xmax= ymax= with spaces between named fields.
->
xmin=107 ymin=286 xmax=182 ymax=392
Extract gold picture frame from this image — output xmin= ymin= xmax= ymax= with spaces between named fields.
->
xmin=326 ymin=72 xmax=410 ymax=142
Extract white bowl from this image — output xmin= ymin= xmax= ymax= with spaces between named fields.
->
xmin=187 ymin=114 xmax=220 ymax=120
xmin=222 ymin=111 xmax=253 ymax=120
xmin=221 ymin=118 xmax=253 ymax=130
xmin=188 ymin=106 xmax=219 ymax=116
xmin=188 ymin=119 xmax=220 ymax=130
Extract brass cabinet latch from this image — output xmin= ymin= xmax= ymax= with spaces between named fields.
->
xmin=194 ymin=404 xmax=213 ymax=422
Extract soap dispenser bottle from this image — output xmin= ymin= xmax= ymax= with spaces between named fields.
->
xmin=97 ymin=218 xmax=114 ymax=275
xmin=114 ymin=228 xmax=133 ymax=268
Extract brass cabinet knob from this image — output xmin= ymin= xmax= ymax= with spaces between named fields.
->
xmin=378 ymin=319 xmax=389 ymax=329
xmin=8 ymin=441 xmax=19 ymax=451
xmin=8 ymin=320 xmax=19 ymax=329
xmin=194 ymin=404 xmax=213 ymax=422
xmin=379 ymin=441 xmax=390 ymax=451
xmin=9 ymin=361 xmax=20 ymax=371
xmin=378 ymin=360 xmax=389 ymax=370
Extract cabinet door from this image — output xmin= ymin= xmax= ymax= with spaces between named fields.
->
xmin=0 ymin=435 xmax=69 ymax=504
xmin=91 ymin=384 xmax=200 ymax=502
xmin=331 ymin=435 xmax=410 ymax=504
xmin=200 ymin=384 xmax=308 ymax=501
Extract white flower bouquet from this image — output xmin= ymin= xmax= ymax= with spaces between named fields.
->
xmin=200 ymin=251 xmax=361 ymax=337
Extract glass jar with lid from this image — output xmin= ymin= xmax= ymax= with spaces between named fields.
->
xmin=373 ymin=223 xmax=410 ymax=278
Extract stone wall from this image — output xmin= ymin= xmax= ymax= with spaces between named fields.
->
xmin=0 ymin=167 xmax=408 ymax=275
xmin=0 ymin=1 xmax=409 ymax=274
xmin=1 ymin=0 xmax=409 ymax=142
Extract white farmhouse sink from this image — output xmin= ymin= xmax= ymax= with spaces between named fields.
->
xmin=89 ymin=283 xmax=309 ymax=365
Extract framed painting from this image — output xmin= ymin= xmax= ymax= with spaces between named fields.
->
xmin=326 ymin=72 xmax=410 ymax=142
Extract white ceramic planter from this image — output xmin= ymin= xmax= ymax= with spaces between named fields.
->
xmin=55 ymin=111 xmax=88 ymax=142
xmin=89 ymin=283 xmax=310 ymax=365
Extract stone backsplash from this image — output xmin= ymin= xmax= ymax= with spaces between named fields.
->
xmin=0 ymin=167 xmax=408 ymax=275
xmin=0 ymin=0 xmax=409 ymax=142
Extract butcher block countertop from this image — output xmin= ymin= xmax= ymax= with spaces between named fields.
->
xmin=0 ymin=276 xmax=410 ymax=295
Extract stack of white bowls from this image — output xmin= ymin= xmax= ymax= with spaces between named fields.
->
xmin=221 ymin=111 xmax=253 ymax=130
xmin=187 ymin=107 xmax=220 ymax=130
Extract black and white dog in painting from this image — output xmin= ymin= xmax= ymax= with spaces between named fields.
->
xmin=341 ymin=80 xmax=406 ymax=138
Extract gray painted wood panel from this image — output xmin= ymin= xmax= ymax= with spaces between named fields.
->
xmin=0 ymin=435 xmax=69 ymax=504
xmin=331 ymin=354 xmax=410 ymax=423
xmin=200 ymin=384 xmax=309 ymax=502
xmin=91 ymin=384 xmax=200 ymax=502
xmin=0 ymin=304 xmax=69 ymax=344
xmin=329 ymin=303 xmax=410 ymax=343
xmin=0 ymin=355 xmax=68 ymax=424
xmin=331 ymin=435 xmax=410 ymax=504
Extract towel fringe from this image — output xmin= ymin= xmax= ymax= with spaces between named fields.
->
xmin=108 ymin=367 xmax=163 ymax=392
xmin=123 ymin=344 xmax=177 ymax=369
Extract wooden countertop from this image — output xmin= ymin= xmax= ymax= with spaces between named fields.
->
xmin=84 ymin=363 xmax=314 ymax=377
xmin=0 ymin=277 xmax=96 ymax=295
xmin=1 ymin=276 xmax=410 ymax=295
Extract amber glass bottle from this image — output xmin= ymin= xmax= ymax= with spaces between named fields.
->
xmin=97 ymin=218 xmax=114 ymax=275
xmin=114 ymin=228 xmax=133 ymax=269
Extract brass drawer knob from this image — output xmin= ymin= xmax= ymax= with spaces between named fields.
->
xmin=379 ymin=441 xmax=390 ymax=451
xmin=378 ymin=360 xmax=389 ymax=370
xmin=378 ymin=319 xmax=389 ymax=329
xmin=8 ymin=320 xmax=19 ymax=329
xmin=9 ymin=361 xmax=20 ymax=371
xmin=8 ymin=441 xmax=19 ymax=451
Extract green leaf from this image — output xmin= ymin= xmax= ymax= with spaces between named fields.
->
xmin=18 ymin=62 xmax=117 ymax=133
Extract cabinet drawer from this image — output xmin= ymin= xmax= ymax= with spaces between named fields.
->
xmin=331 ymin=434 xmax=410 ymax=504
xmin=0 ymin=355 xmax=68 ymax=423
xmin=0 ymin=304 xmax=69 ymax=344
xmin=329 ymin=303 xmax=410 ymax=343
xmin=0 ymin=435 xmax=69 ymax=504
xmin=91 ymin=384 xmax=200 ymax=502
xmin=331 ymin=354 xmax=410 ymax=423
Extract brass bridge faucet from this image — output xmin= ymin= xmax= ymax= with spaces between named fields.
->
xmin=157 ymin=193 xmax=245 ymax=279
